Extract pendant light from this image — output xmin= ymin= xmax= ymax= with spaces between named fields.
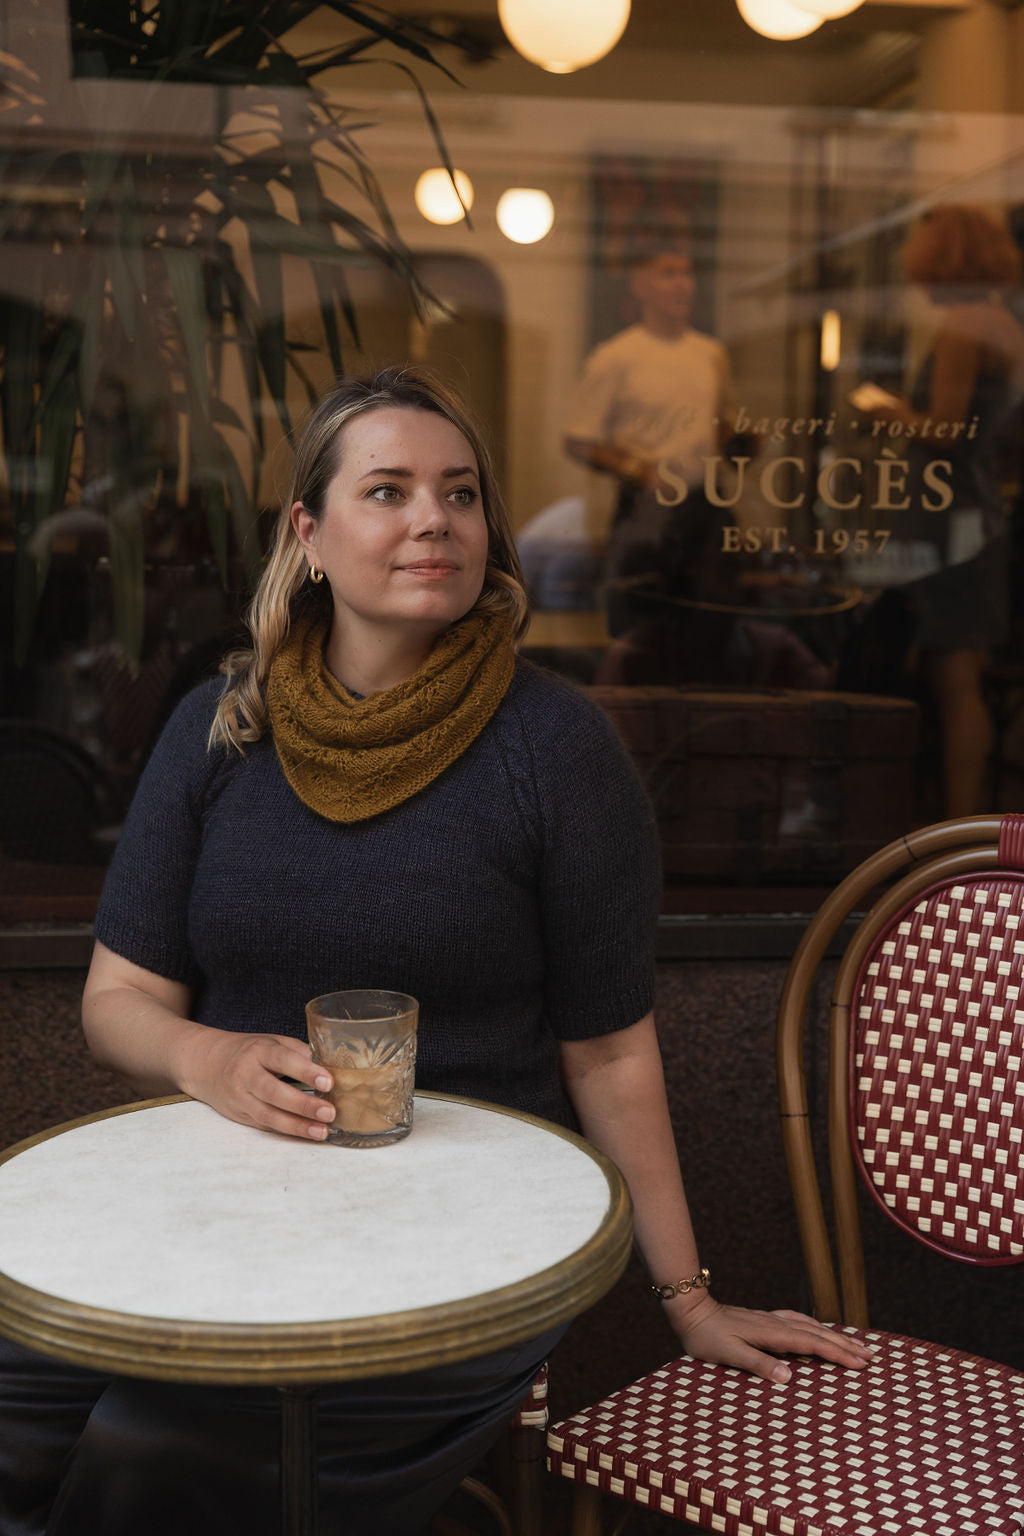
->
xmin=496 ymin=188 xmax=555 ymax=244
xmin=414 ymin=168 xmax=474 ymax=226
xmin=794 ymin=0 xmax=863 ymax=15
xmin=736 ymin=0 xmax=824 ymax=40
xmin=498 ymin=0 xmax=631 ymax=73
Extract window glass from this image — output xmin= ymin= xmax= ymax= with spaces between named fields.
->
xmin=3 ymin=2 xmax=1022 ymax=916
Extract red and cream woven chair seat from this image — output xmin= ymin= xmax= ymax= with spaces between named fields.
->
xmin=547 ymin=814 xmax=1024 ymax=1536
xmin=549 ymin=1329 xmax=1024 ymax=1535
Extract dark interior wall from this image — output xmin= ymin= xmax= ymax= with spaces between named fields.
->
xmin=2 ymin=958 xmax=1022 ymax=1432
xmin=1 ymin=969 xmax=127 ymax=1149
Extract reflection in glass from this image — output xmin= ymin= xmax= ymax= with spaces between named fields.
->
xmin=6 ymin=1 xmax=1024 ymax=912
xmin=795 ymin=0 xmax=863 ymax=17
xmin=498 ymin=0 xmax=631 ymax=73
xmin=736 ymin=0 xmax=823 ymax=41
xmin=414 ymin=168 xmax=475 ymax=226
xmin=496 ymin=188 xmax=555 ymax=245
xmin=851 ymin=204 xmax=1024 ymax=817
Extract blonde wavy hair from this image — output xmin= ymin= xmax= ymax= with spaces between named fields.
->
xmin=210 ymin=365 xmax=529 ymax=754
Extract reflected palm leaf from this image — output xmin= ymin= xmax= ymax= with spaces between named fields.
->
xmin=3 ymin=2 xmax=463 ymax=661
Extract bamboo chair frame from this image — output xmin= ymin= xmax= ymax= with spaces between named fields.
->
xmin=777 ymin=813 xmax=1008 ymax=1327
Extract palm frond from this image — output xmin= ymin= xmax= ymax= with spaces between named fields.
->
xmin=7 ymin=1 xmax=459 ymax=662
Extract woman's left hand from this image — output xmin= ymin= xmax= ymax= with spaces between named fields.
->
xmin=665 ymin=1290 xmax=876 ymax=1384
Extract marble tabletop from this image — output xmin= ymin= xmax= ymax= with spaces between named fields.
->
xmin=0 ymin=1093 xmax=632 ymax=1383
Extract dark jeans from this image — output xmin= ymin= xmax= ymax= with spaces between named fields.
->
xmin=0 ymin=1325 xmax=564 ymax=1536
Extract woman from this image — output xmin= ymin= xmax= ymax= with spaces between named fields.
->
xmin=0 ymin=367 xmax=871 ymax=1535
xmin=869 ymin=203 xmax=1024 ymax=816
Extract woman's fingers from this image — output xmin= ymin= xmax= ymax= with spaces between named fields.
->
xmin=263 ymin=1035 xmax=334 ymax=1092
xmin=196 ymin=1032 xmax=337 ymax=1141
xmin=237 ymin=1047 xmax=336 ymax=1139
xmin=712 ymin=1340 xmax=793 ymax=1385
xmin=261 ymin=1072 xmax=336 ymax=1128
xmin=738 ymin=1314 xmax=875 ymax=1367
xmin=763 ymin=1310 xmax=876 ymax=1365
xmin=676 ymin=1302 xmax=877 ymax=1381
xmin=243 ymin=1098 xmax=334 ymax=1142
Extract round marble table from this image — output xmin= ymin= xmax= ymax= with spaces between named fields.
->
xmin=0 ymin=1092 xmax=632 ymax=1534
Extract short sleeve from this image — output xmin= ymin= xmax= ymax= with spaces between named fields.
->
xmin=515 ymin=674 xmax=661 ymax=1040
xmin=562 ymin=341 xmax=622 ymax=446
xmin=93 ymin=680 xmax=223 ymax=985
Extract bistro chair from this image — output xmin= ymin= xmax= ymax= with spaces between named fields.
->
xmin=433 ymin=1363 xmax=550 ymax=1536
xmin=547 ymin=813 xmax=1024 ymax=1536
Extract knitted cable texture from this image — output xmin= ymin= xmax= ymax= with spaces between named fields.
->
xmin=266 ymin=608 xmax=517 ymax=822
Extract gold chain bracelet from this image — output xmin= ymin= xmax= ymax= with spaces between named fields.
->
xmin=651 ymin=1267 xmax=711 ymax=1302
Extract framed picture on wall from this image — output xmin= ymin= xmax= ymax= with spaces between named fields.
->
xmin=587 ymin=152 xmax=721 ymax=347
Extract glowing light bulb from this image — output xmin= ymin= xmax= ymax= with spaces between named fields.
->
xmin=736 ymin=0 xmax=824 ymax=40
xmin=794 ymin=0 xmax=863 ymax=16
xmin=498 ymin=0 xmax=630 ymax=73
xmin=820 ymin=310 xmax=841 ymax=372
xmin=414 ymin=168 xmax=474 ymax=226
xmin=496 ymin=188 xmax=555 ymax=244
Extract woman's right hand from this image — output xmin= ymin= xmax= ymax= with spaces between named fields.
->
xmin=83 ymin=943 xmax=336 ymax=1141
xmin=180 ymin=1029 xmax=337 ymax=1141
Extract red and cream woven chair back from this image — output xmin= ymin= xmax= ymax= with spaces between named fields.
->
xmin=548 ymin=815 xmax=1024 ymax=1536
xmin=788 ymin=812 xmax=1024 ymax=1323
xmin=850 ymin=855 xmax=1024 ymax=1266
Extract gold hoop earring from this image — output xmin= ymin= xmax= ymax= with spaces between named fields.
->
xmin=309 ymin=566 xmax=324 ymax=585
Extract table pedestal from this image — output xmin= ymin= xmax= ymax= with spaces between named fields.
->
xmin=280 ymin=1387 xmax=318 ymax=1536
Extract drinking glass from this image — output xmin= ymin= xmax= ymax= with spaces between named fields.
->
xmin=305 ymin=991 xmax=418 ymax=1148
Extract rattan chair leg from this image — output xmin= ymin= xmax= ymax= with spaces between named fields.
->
xmin=431 ymin=1476 xmax=514 ymax=1536
xmin=570 ymin=1483 xmax=604 ymax=1536
xmin=510 ymin=1424 xmax=545 ymax=1536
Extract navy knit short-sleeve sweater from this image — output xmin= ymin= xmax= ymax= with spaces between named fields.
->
xmin=94 ymin=658 xmax=661 ymax=1128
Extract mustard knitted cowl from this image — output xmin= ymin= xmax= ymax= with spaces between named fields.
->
xmin=265 ymin=607 xmax=517 ymax=823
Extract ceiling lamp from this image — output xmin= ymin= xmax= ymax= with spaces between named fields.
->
xmin=793 ymin=0 xmax=863 ymax=14
xmin=496 ymin=188 xmax=555 ymax=244
xmin=736 ymin=0 xmax=824 ymax=39
xmin=414 ymin=167 xmax=474 ymax=226
xmin=498 ymin=0 xmax=631 ymax=73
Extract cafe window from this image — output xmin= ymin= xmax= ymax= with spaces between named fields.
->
xmin=3 ymin=0 xmax=1024 ymax=927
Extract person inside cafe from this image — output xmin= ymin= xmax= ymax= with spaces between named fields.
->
xmin=863 ymin=202 xmax=1024 ymax=816
xmin=0 ymin=366 xmax=873 ymax=1536
xmin=562 ymin=235 xmax=771 ymax=685
xmin=563 ymin=234 xmax=742 ymax=625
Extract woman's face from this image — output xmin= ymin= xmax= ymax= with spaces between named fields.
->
xmin=292 ymin=405 xmax=490 ymax=646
